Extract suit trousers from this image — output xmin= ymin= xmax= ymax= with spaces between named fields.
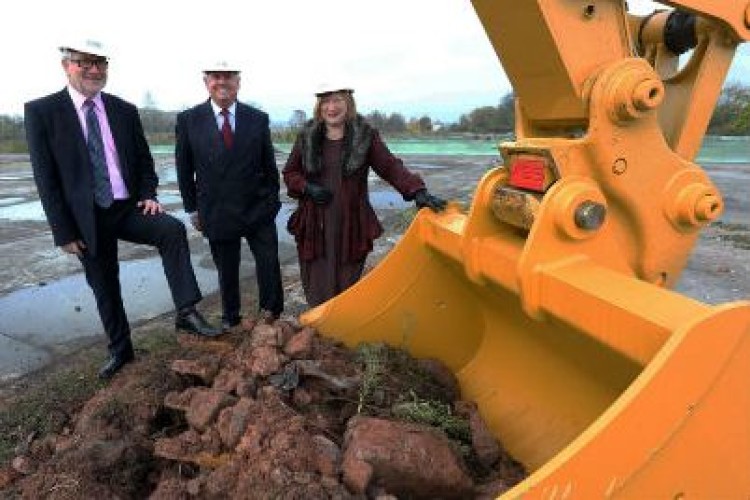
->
xmin=208 ymin=221 xmax=284 ymax=324
xmin=80 ymin=200 xmax=202 ymax=357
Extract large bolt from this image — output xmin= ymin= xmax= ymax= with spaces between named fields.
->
xmin=553 ymin=181 xmax=606 ymax=240
xmin=603 ymin=59 xmax=665 ymax=123
xmin=670 ymin=183 xmax=722 ymax=227
xmin=574 ymin=201 xmax=606 ymax=230
xmin=632 ymin=79 xmax=663 ymax=112
xmin=694 ymin=193 xmax=721 ymax=222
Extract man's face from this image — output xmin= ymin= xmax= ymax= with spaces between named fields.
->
xmin=62 ymin=51 xmax=108 ymax=97
xmin=204 ymin=72 xmax=240 ymax=108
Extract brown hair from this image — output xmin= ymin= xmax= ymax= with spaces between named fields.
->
xmin=313 ymin=91 xmax=357 ymax=122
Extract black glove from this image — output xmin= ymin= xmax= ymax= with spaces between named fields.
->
xmin=414 ymin=189 xmax=447 ymax=212
xmin=305 ymin=182 xmax=333 ymax=205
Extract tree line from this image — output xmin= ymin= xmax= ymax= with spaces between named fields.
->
xmin=2 ymin=85 xmax=749 ymax=153
xmin=709 ymin=83 xmax=750 ymax=135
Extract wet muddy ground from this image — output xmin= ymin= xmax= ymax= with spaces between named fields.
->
xmin=0 ymin=151 xmax=749 ymax=382
xmin=0 ymin=151 xmax=748 ymax=498
xmin=0 ymin=153 xmax=493 ymax=383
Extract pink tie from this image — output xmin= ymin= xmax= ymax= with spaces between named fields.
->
xmin=220 ymin=108 xmax=233 ymax=149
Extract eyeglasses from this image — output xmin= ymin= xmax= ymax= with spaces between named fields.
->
xmin=69 ymin=58 xmax=109 ymax=70
xmin=320 ymin=95 xmax=346 ymax=105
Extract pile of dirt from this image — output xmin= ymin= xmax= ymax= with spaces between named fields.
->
xmin=1 ymin=318 xmax=526 ymax=499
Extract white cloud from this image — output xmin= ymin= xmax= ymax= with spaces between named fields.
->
xmin=3 ymin=0 xmax=748 ymax=122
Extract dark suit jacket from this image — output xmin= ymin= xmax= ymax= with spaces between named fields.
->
xmin=175 ymin=100 xmax=281 ymax=241
xmin=24 ymin=89 xmax=158 ymax=256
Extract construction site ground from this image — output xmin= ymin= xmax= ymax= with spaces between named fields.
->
xmin=0 ymin=153 xmax=748 ymax=498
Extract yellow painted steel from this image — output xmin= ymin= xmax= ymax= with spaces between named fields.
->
xmin=303 ymin=207 xmax=750 ymax=494
xmin=301 ymin=0 xmax=750 ymax=495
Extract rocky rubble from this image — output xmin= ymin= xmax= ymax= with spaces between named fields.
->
xmin=3 ymin=317 xmax=526 ymax=499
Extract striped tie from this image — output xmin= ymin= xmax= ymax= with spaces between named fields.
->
xmin=84 ymin=99 xmax=114 ymax=208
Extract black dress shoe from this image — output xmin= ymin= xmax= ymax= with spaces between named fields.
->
xmin=222 ymin=318 xmax=241 ymax=333
xmin=175 ymin=308 xmax=221 ymax=337
xmin=99 ymin=351 xmax=135 ymax=380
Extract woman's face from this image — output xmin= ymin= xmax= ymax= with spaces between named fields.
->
xmin=319 ymin=92 xmax=349 ymax=127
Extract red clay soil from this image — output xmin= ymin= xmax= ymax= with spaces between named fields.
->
xmin=1 ymin=318 xmax=526 ymax=499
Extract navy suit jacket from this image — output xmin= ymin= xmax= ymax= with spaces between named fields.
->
xmin=24 ymin=89 xmax=158 ymax=256
xmin=175 ymin=100 xmax=281 ymax=241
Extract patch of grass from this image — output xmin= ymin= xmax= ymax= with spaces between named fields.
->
xmin=354 ymin=342 xmax=474 ymax=461
xmin=354 ymin=342 xmax=459 ymax=412
xmin=133 ymin=325 xmax=180 ymax=355
xmin=88 ymin=394 xmax=153 ymax=435
xmin=0 ymin=364 xmax=103 ymax=462
xmin=392 ymin=397 xmax=471 ymax=443
xmin=92 ymin=396 xmax=129 ymax=423
xmin=355 ymin=343 xmax=388 ymax=413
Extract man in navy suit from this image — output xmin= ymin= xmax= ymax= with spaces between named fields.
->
xmin=176 ymin=61 xmax=284 ymax=332
xmin=24 ymin=39 xmax=220 ymax=380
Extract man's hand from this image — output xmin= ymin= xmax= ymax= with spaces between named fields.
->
xmin=61 ymin=240 xmax=86 ymax=257
xmin=190 ymin=212 xmax=203 ymax=232
xmin=137 ymin=199 xmax=164 ymax=215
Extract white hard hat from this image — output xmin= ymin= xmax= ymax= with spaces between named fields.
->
xmin=202 ymin=60 xmax=241 ymax=73
xmin=59 ymin=38 xmax=108 ymax=58
xmin=315 ymin=81 xmax=354 ymax=96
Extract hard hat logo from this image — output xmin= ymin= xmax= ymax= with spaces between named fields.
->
xmin=85 ymin=40 xmax=103 ymax=51
xmin=203 ymin=60 xmax=242 ymax=74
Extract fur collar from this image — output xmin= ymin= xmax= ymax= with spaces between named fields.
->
xmin=300 ymin=114 xmax=374 ymax=176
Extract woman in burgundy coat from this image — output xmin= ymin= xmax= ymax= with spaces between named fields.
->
xmin=282 ymin=83 xmax=446 ymax=307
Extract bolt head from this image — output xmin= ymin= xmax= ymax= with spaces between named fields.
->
xmin=574 ymin=201 xmax=606 ymax=230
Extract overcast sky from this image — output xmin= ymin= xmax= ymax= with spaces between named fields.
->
xmin=4 ymin=0 xmax=749 ymax=122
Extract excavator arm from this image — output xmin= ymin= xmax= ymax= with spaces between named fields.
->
xmin=302 ymin=1 xmax=750 ymax=496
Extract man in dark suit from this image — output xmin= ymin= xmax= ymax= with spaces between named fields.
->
xmin=24 ymin=39 xmax=220 ymax=380
xmin=176 ymin=61 xmax=284 ymax=332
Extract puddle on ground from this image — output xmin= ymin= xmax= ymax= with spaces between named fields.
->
xmin=368 ymin=191 xmax=410 ymax=209
xmin=0 ymin=191 xmax=407 ymax=223
xmin=155 ymin=192 xmax=184 ymax=205
xmin=0 ymin=173 xmax=34 ymax=182
xmin=0 ymin=190 xmax=404 ymax=345
xmin=0 ymin=205 xmax=298 ymax=343
xmin=0 ymin=256 xmax=220 ymax=346
xmin=0 ymin=197 xmax=27 ymax=207
xmin=0 ymin=200 xmax=45 ymax=221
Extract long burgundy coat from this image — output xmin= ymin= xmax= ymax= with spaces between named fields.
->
xmin=283 ymin=128 xmax=425 ymax=264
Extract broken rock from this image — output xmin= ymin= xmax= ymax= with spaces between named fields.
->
xmin=342 ymin=416 xmax=474 ymax=498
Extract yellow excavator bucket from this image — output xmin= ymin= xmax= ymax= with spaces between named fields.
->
xmin=302 ymin=0 xmax=750 ymax=496
xmin=304 ymin=204 xmax=750 ymax=496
